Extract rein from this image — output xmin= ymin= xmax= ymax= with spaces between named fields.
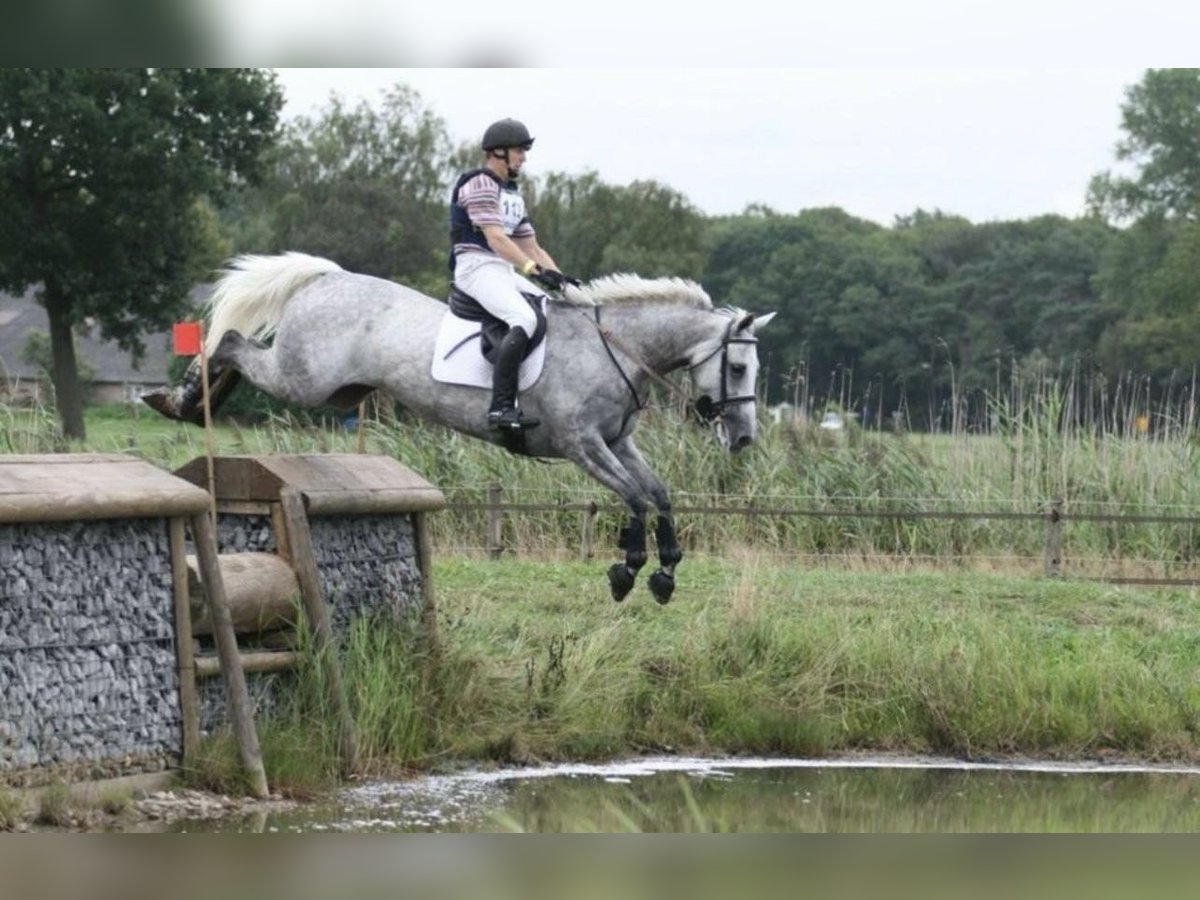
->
xmin=586 ymin=306 xmax=690 ymax=411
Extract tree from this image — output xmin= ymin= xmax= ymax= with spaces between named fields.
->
xmin=0 ymin=68 xmax=282 ymax=439
xmin=1088 ymin=68 xmax=1200 ymax=222
xmin=1087 ymin=69 xmax=1200 ymax=382
xmin=226 ymin=86 xmax=454 ymax=296
xmin=529 ymin=172 xmax=707 ymax=281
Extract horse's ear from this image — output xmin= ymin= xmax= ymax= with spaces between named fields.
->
xmin=738 ymin=311 xmax=776 ymax=332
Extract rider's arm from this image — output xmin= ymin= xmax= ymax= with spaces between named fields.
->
xmin=514 ymin=235 xmax=560 ymax=273
xmin=480 ymin=225 xmax=541 ymax=274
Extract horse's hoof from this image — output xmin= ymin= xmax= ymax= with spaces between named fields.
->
xmin=647 ymin=569 xmax=675 ymax=605
xmin=608 ymin=563 xmax=636 ymax=602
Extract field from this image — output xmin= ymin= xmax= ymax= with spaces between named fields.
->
xmin=5 ymin=401 xmax=1200 ymax=792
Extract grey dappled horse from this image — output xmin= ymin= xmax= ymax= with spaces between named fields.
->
xmin=144 ymin=253 xmax=775 ymax=603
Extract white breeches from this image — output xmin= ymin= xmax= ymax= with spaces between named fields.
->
xmin=454 ymin=253 xmax=539 ymax=335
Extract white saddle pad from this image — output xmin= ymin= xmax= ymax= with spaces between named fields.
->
xmin=430 ymin=306 xmax=547 ymax=391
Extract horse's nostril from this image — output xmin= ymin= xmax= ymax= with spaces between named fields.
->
xmin=733 ymin=434 xmax=753 ymax=452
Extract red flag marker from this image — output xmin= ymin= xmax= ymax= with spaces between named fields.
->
xmin=172 ymin=322 xmax=202 ymax=356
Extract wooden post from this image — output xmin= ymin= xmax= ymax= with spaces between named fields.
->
xmin=169 ymin=517 xmax=200 ymax=766
xmin=197 ymin=325 xmax=218 ymax=525
xmin=279 ymin=488 xmax=359 ymax=775
xmin=414 ymin=511 xmax=438 ymax=649
xmin=189 ymin=511 xmax=269 ymax=799
xmin=1044 ymin=497 xmax=1064 ymax=578
xmin=580 ymin=500 xmax=598 ymax=560
xmin=487 ymin=482 xmax=503 ymax=560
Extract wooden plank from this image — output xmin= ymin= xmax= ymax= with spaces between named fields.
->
xmin=0 ymin=456 xmax=210 ymax=523
xmin=174 ymin=454 xmax=445 ymax=512
xmin=302 ymin=488 xmax=446 ymax=515
xmin=169 ymin=517 xmax=200 ymax=766
xmin=195 ymin=651 xmax=300 ymax=678
xmin=279 ymin=488 xmax=359 ymax=775
xmin=215 ymin=500 xmax=275 ymax=516
xmin=189 ymin=512 xmax=269 ymax=799
xmin=271 ymin=502 xmax=292 ymax=561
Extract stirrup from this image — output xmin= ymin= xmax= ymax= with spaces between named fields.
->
xmin=488 ymin=407 xmax=540 ymax=431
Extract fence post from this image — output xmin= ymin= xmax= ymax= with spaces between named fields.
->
xmin=580 ymin=500 xmax=598 ymax=560
xmin=487 ymin=482 xmax=503 ymax=560
xmin=1043 ymin=497 xmax=1063 ymax=578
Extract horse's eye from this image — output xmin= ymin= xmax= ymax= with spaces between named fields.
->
xmin=730 ymin=363 xmax=747 ymax=378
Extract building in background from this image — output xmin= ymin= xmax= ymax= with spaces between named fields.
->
xmin=0 ymin=287 xmax=174 ymax=406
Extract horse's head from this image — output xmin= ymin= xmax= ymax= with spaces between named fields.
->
xmin=689 ymin=310 xmax=776 ymax=453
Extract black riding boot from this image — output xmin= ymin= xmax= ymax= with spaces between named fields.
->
xmin=488 ymin=326 xmax=540 ymax=431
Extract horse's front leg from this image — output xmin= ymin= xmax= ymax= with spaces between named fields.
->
xmin=566 ymin=436 xmax=651 ymax=602
xmin=611 ymin=436 xmax=681 ymax=604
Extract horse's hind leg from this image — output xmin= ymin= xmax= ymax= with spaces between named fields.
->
xmin=210 ymin=331 xmax=338 ymax=408
xmin=141 ymin=352 xmax=243 ymax=425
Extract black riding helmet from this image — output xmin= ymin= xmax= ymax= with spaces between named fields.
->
xmin=482 ymin=118 xmax=534 ymax=152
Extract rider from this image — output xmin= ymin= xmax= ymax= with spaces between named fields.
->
xmin=449 ymin=117 xmax=576 ymax=432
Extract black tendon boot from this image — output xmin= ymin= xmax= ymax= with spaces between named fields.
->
xmin=487 ymin=326 xmax=540 ymax=431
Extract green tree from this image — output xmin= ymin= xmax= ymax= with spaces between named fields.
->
xmin=228 ymin=86 xmax=454 ymax=296
xmin=1088 ymin=68 xmax=1200 ymax=222
xmin=0 ymin=68 xmax=281 ymax=439
xmin=1088 ymin=69 xmax=1200 ymax=381
xmin=529 ymin=172 xmax=707 ymax=281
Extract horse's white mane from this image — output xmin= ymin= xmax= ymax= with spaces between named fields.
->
xmin=560 ymin=273 xmax=712 ymax=310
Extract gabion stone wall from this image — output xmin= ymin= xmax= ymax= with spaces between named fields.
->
xmin=199 ymin=511 xmax=424 ymax=733
xmin=0 ymin=519 xmax=180 ymax=782
xmin=214 ymin=512 xmax=424 ymax=631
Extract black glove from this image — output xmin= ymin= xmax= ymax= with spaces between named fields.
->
xmin=530 ymin=267 xmax=566 ymax=291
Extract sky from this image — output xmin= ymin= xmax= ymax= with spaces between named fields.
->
xmin=247 ymin=0 xmax=1199 ymax=228
xmin=273 ymin=67 xmax=1149 ymax=227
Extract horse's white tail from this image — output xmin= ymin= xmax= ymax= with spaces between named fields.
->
xmin=204 ymin=252 xmax=343 ymax=355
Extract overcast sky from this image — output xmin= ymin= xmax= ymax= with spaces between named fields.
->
xmin=248 ymin=1 xmax=1198 ymax=227
xmin=273 ymin=67 xmax=1153 ymax=226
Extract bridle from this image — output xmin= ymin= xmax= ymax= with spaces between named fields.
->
xmin=689 ymin=318 xmax=759 ymax=423
xmin=584 ymin=307 xmax=758 ymax=429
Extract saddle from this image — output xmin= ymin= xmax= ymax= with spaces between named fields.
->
xmin=448 ymin=284 xmax=547 ymax=364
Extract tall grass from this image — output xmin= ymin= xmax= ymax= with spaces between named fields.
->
xmin=425 ymin=556 xmax=1200 ymax=766
xmin=5 ymin=358 xmax=1200 ymax=573
xmin=185 ymin=614 xmax=435 ymax=795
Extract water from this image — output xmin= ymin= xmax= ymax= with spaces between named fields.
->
xmin=175 ymin=757 xmax=1200 ymax=832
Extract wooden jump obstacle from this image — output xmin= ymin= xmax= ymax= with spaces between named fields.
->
xmin=173 ymin=453 xmax=445 ymax=778
xmin=2 ymin=452 xmax=444 ymax=796
xmin=0 ymin=454 xmax=267 ymax=797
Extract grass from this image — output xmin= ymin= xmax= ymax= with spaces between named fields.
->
xmin=35 ymin=780 xmax=73 ymax=828
xmin=184 ymin=555 xmax=1200 ymax=793
xmin=8 ymin=391 xmax=1200 ymax=574
xmin=0 ymin=788 xmax=24 ymax=831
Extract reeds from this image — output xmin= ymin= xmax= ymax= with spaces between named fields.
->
xmin=5 ymin=357 xmax=1200 ymax=574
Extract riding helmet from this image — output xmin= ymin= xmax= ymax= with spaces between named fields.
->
xmin=482 ymin=118 xmax=534 ymax=151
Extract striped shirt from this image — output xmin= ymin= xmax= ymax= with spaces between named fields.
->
xmin=452 ymin=171 xmax=535 ymax=260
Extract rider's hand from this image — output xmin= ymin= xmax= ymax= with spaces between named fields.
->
xmin=531 ymin=267 xmax=566 ymax=291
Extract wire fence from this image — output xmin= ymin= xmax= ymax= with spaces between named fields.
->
xmin=437 ymin=483 xmax=1200 ymax=587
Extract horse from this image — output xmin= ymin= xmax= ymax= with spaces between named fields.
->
xmin=143 ymin=253 xmax=775 ymax=604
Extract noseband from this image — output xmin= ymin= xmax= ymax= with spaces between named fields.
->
xmin=690 ymin=319 xmax=758 ymax=423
